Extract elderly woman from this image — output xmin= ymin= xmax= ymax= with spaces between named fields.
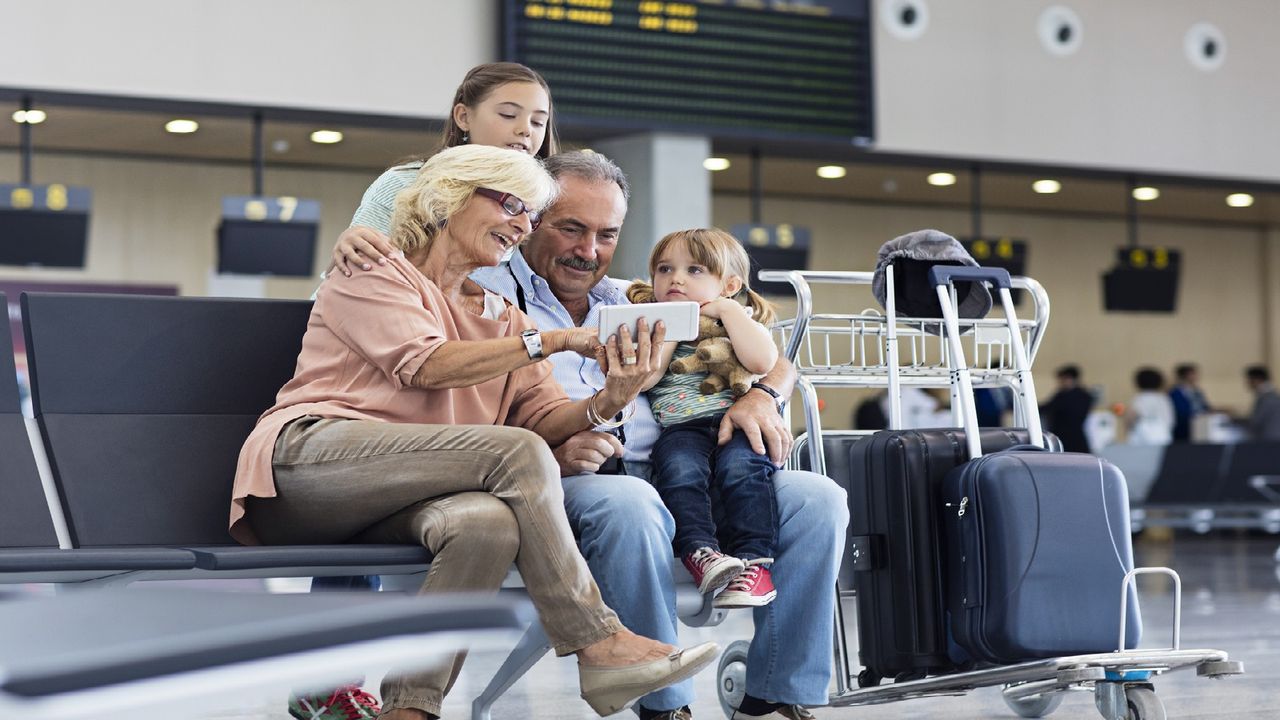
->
xmin=231 ymin=144 xmax=714 ymax=720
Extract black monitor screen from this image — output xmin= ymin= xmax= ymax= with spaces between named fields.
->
xmin=0 ymin=210 xmax=89 ymax=268
xmin=1102 ymin=268 xmax=1179 ymax=313
xmin=217 ymin=220 xmax=318 ymax=277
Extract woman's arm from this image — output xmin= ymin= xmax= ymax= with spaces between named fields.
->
xmin=702 ymin=299 xmax=778 ymax=374
xmin=528 ymin=320 xmax=667 ymax=446
xmin=410 ymin=328 xmax=597 ymax=389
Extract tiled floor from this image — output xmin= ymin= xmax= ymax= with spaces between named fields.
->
xmin=206 ymin=533 xmax=1278 ymax=720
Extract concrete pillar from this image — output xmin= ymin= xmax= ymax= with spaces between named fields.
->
xmin=591 ymin=133 xmax=711 ymax=282
xmin=1264 ymin=228 xmax=1280 ymax=369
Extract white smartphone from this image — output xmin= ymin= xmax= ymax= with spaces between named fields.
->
xmin=597 ymin=301 xmax=700 ymax=343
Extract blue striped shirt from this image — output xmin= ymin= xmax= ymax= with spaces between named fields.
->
xmin=471 ymin=250 xmax=659 ymax=463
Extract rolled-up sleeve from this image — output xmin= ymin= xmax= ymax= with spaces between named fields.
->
xmin=321 ymin=267 xmax=447 ymax=389
xmin=507 ymin=360 xmax=572 ymax=430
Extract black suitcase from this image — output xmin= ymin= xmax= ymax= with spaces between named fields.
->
xmin=845 ymin=427 xmax=1061 ymax=684
xmin=942 ymin=446 xmax=1141 ymax=662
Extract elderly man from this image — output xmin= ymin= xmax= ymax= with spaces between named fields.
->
xmin=471 ymin=151 xmax=848 ymax=720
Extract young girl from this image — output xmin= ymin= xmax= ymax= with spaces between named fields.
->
xmin=631 ymin=228 xmax=781 ymax=608
xmin=327 ymin=61 xmax=558 ymax=276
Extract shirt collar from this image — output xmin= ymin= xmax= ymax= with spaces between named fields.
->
xmin=509 ymin=249 xmax=627 ymax=308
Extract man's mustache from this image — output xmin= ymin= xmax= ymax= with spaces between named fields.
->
xmin=557 ymin=256 xmax=600 ymax=272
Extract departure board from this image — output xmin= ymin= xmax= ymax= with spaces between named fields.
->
xmin=503 ymin=0 xmax=873 ymax=143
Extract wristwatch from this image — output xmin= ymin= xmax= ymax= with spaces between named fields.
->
xmin=520 ymin=329 xmax=544 ymax=359
xmin=749 ymin=381 xmax=785 ymax=412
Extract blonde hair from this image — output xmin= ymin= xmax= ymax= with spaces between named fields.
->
xmin=648 ymin=228 xmax=776 ymax=326
xmin=391 ymin=144 xmax=558 ymax=255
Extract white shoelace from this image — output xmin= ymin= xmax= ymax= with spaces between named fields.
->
xmin=724 ymin=558 xmax=773 ymax=592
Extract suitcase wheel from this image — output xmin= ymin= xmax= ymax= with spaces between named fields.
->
xmin=716 ymin=640 xmax=751 ymax=719
xmin=1120 ymin=686 xmax=1166 ymax=720
xmin=1002 ymin=687 xmax=1065 ymax=718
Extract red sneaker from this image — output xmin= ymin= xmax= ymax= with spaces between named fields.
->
xmin=683 ymin=547 xmax=745 ymax=594
xmin=714 ymin=559 xmax=776 ymax=608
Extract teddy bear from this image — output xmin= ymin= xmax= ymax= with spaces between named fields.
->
xmin=625 ymin=281 xmax=762 ymax=397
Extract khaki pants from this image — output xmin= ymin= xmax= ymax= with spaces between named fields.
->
xmin=246 ymin=417 xmax=624 ymax=716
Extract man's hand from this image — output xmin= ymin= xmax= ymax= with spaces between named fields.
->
xmin=718 ymin=389 xmax=792 ymax=466
xmin=553 ymin=431 xmax=625 ymax=477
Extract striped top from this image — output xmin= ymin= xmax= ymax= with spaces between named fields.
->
xmin=649 ymin=343 xmax=734 ymax=427
xmin=350 ymin=163 xmax=422 ymax=231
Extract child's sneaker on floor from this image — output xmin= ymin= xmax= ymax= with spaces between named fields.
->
xmin=683 ymin=546 xmax=745 ymax=594
xmin=288 ymin=685 xmax=381 ymax=719
xmin=714 ymin=559 xmax=776 ymax=608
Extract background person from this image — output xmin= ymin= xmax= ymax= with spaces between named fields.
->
xmin=233 ymin=146 xmax=715 ymax=720
xmin=1244 ymin=365 xmax=1280 ymax=440
xmin=1169 ymin=363 xmax=1210 ymax=443
xmin=1125 ymin=367 xmax=1174 ymax=445
xmin=1039 ymin=364 xmax=1093 ymax=452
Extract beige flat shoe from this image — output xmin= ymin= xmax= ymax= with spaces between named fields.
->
xmin=578 ymin=641 xmax=719 ymax=716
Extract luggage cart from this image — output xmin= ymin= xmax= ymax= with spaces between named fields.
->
xmin=713 ymin=268 xmax=1243 ymax=720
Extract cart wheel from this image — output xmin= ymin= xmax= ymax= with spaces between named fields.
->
xmin=856 ymin=668 xmax=881 ymax=688
xmin=717 ymin=640 xmax=750 ymax=720
xmin=1125 ymin=687 xmax=1166 ymax=720
xmin=1004 ymin=691 xmax=1065 ymax=718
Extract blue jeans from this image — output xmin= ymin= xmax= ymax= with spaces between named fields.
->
xmin=651 ymin=421 xmax=778 ymax=560
xmin=563 ymin=465 xmax=848 ymax=711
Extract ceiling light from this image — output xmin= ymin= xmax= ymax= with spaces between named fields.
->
xmin=816 ymin=165 xmax=847 ymax=179
xmin=12 ymin=109 xmax=47 ymax=124
xmin=927 ymin=172 xmax=957 ymax=186
xmin=310 ymin=130 xmax=344 ymax=144
xmin=1131 ymin=186 xmax=1160 ymax=201
xmin=165 ymin=119 xmax=199 ymax=134
xmin=1032 ymin=179 xmax=1061 ymax=194
xmin=703 ymin=157 xmax=731 ymax=172
xmin=1225 ymin=193 xmax=1254 ymax=208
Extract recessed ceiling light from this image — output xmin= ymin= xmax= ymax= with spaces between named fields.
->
xmin=1225 ymin=192 xmax=1254 ymax=208
xmin=1132 ymin=186 xmax=1160 ymax=201
xmin=12 ymin=109 xmax=47 ymax=124
xmin=1032 ymin=179 xmax=1062 ymax=194
xmin=703 ymin=157 xmax=731 ymax=172
xmin=164 ymin=119 xmax=199 ymax=134
xmin=927 ymin=172 xmax=957 ymax=186
xmin=310 ymin=130 xmax=344 ymax=144
xmin=816 ymin=165 xmax=847 ymax=179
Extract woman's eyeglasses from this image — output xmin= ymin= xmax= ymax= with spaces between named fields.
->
xmin=475 ymin=188 xmax=542 ymax=231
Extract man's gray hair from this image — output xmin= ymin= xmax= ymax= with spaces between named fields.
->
xmin=544 ymin=150 xmax=630 ymax=201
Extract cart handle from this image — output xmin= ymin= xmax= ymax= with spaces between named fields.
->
xmin=1119 ymin=566 xmax=1181 ymax=652
xmin=929 ymin=265 xmax=1013 ymax=290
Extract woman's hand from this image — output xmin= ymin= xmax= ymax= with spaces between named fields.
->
xmin=328 ymin=226 xmax=397 ymax=277
xmin=597 ymin=319 xmax=667 ymax=411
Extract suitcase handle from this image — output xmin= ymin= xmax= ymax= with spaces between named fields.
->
xmin=935 ymin=271 xmax=1046 ymax=457
xmin=994 ymin=444 xmax=1049 ymax=454
xmin=928 ymin=265 xmax=1013 ymax=290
